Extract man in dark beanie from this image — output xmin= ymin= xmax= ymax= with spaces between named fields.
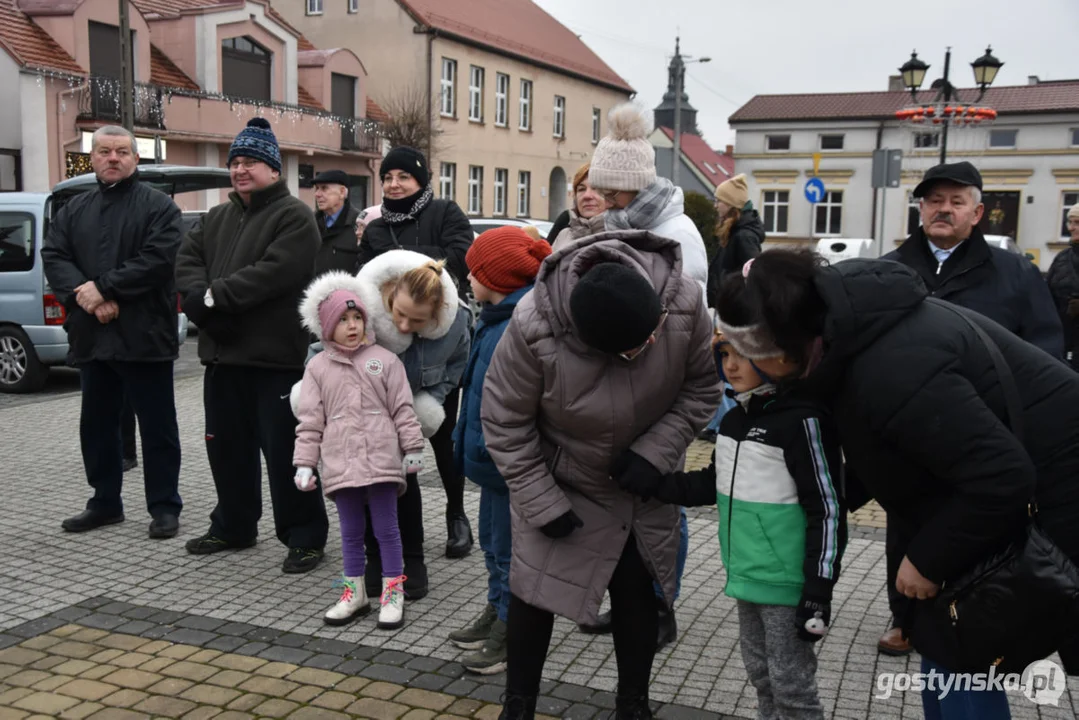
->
xmin=311 ymin=169 xmax=360 ymax=276
xmin=176 ymin=117 xmax=329 ymax=573
xmin=358 ymin=145 xmax=476 ymax=561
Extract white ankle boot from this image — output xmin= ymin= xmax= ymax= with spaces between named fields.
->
xmin=378 ymin=575 xmax=406 ymax=629
xmin=323 ymin=576 xmax=370 ymax=626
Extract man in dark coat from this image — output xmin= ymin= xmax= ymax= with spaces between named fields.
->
xmin=176 ymin=118 xmax=328 ymax=574
xmin=874 ymin=161 xmax=1065 ymax=656
xmin=311 ymin=169 xmax=361 ymax=276
xmin=1046 ymin=204 xmax=1079 ymax=370
xmin=42 ymin=125 xmax=184 ymax=539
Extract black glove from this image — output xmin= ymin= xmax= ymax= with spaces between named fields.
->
xmin=182 ymin=290 xmax=212 ymax=327
xmin=610 ymin=450 xmax=664 ymax=499
xmin=540 ymin=509 xmax=583 ymax=539
xmin=795 ymin=591 xmax=832 ymax=643
xmin=1067 ymin=297 xmax=1079 ymax=318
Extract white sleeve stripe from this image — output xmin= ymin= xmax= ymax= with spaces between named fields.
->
xmin=804 ymin=418 xmax=841 ymax=580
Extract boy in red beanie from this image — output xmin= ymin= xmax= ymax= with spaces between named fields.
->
xmin=449 ymin=227 xmax=551 ymax=674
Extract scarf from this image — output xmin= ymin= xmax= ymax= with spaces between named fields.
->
xmin=604 ymin=178 xmax=676 ymax=232
xmin=734 ymin=383 xmax=777 ymax=409
xmin=381 ymin=184 xmax=434 ymax=225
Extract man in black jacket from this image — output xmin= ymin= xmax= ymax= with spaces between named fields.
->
xmin=1047 ymin=204 xmax=1079 ymax=370
xmin=311 ymin=169 xmax=361 ymax=276
xmin=42 ymin=125 xmax=183 ymax=539
xmin=176 ymin=118 xmax=328 ymax=574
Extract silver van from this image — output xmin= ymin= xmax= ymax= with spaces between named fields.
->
xmin=0 ymin=165 xmax=232 ymax=393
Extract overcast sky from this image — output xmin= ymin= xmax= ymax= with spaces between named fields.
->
xmin=534 ymin=0 xmax=1079 ymax=148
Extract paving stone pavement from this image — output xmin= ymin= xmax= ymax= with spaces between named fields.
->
xmin=1 ymin=375 xmax=1076 ymax=719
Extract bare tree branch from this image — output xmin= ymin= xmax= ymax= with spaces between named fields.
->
xmin=375 ymin=84 xmax=445 ymax=158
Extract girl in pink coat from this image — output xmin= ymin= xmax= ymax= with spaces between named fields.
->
xmin=293 ymin=271 xmax=425 ymax=630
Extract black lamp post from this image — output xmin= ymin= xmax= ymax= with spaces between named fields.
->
xmin=899 ymin=46 xmax=1004 ymax=163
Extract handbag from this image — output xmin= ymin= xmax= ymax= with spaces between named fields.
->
xmin=903 ymin=300 xmax=1079 ymax=673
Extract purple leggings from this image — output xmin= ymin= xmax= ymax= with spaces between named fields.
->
xmin=334 ymin=483 xmax=402 ymax=578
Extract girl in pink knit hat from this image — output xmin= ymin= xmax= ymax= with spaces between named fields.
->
xmin=292 ymin=270 xmax=425 ymax=630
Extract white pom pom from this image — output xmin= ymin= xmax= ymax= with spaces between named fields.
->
xmin=606 ymin=103 xmax=651 ymax=141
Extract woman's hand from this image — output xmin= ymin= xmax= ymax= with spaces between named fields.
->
xmin=896 ymin=555 xmax=940 ymax=599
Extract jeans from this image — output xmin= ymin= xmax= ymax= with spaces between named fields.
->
xmin=653 ymin=507 xmax=689 ymax=602
xmin=479 ymin=488 xmax=512 ymax=622
xmin=920 ymin=657 xmax=1011 ymax=720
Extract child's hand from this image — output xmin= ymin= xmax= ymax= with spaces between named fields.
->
xmin=402 ymin=453 xmax=424 ymax=476
xmin=294 ymin=467 xmax=316 ymax=491
xmin=795 ymin=592 xmax=831 ymax=642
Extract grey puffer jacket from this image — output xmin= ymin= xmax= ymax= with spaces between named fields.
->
xmin=481 ymin=230 xmax=721 ymax=624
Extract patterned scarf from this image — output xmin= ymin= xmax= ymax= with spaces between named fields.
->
xmin=381 ymin=184 xmax=434 ymax=226
xmin=604 ymin=178 xmax=676 ymax=232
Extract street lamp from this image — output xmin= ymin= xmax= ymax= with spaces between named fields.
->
xmin=898 ymin=46 xmax=1004 ymax=163
xmin=671 ymin=39 xmax=710 ymax=187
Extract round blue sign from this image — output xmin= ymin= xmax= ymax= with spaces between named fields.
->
xmin=804 ymin=177 xmax=826 ymax=204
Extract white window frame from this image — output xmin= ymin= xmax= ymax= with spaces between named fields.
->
xmin=989 ymin=128 xmax=1018 ymax=149
xmin=519 ymin=79 xmax=532 ymax=132
xmin=517 ymin=171 xmax=531 ymax=217
xmin=306 ymin=0 xmax=323 ymax=15
xmin=553 ymin=96 xmax=565 ymax=138
xmin=906 ymin=191 xmax=922 ymax=236
xmin=592 ymin=107 xmax=601 ymax=144
xmin=1062 ymin=191 xmax=1079 ymax=239
xmin=913 ymin=131 xmax=941 ymax=149
xmin=819 ymin=133 xmax=844 ymax=151
xmin=468 ymin=66 xmax=484 ymax=123
xmin=440 ymin=58 xmax=457 ymax=118
xmin=439 ymin=162 xmax=456 ymax=201
xmin=494 ymin=73 xmax=509 ymax=127
xmin=765 ymin=134 xmax=791 ymax=152
xmin=494 ymin=168 xmax=508 ymax=216
xmin=348 ymin=0 xmax=358 ymax=13
xmin=1071 ymin=129 xmax=1079 ymax=148
xmin=468 ymin=165 xmax=483 ymax=215
xmin=761 ymin=190 xmax=789 ymax=234
xmin=813 ymin=190 xmax=843 ymax=237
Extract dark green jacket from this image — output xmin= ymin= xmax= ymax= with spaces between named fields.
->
xmin=176 ymin=180 xmax=318 ymax=370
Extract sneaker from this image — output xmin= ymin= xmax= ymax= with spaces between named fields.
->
xmin=449 ymin=604 xmax=498 ymax=650
xmin=462 ymin=618 xmax=507 ymax=675
xmin=378 ymin=575 xmax=406 ymax=630
xmin=185 ymin=532 xmax=256 ymax=555
xmin=283 ymin=547 xmax=324 ymax=574
xmin=324 ymin=576 xmax=371 ymax=626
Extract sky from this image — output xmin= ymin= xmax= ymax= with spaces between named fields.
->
xmin=533 ymin=0 xmax=1079 ymax=149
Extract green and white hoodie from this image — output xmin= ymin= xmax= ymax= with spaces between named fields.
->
xmin=656 ymin=387 xmax=847 ymax=606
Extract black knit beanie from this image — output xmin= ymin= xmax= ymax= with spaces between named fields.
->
xmin=570 ymin=262 xmax=663 ymax=354
xmin=379 ymin=146 xmax=430 ymax=188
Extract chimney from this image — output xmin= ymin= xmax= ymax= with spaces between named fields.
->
xmin=725 ymin=144 xmax=734 ymax=156
xmin=1028 ymin=75 xmax=1040 ymax=85
xmin=888 ymin=75 xmax=905 ymax=92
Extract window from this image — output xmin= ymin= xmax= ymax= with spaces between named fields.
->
xmin=440 ymin=58 xmax=457 ymax=117
xmin=348 ymin=0 xmax=358 ymax=12
xmin=907 ymin=192 xmax=922 ymax=235
xmin=494 ymin=73 xmax=509 ymax=127
xmin=553 ymin=96 xmax=565 ymax=138
xmin=494 ymin=168 xmax=508 ymax=216
xmin=766 ymin=134 xmax=791 ymax=151
xmin=1071 ymin=129 xmax=1079 ymax=147
xmin=439 ymin=162 xmax=456 ymax=200
xmin=221 ymin=36 xmax=271 ymax=102
xmin=306 ymin=0 xmax=323 ymax=15
xmin=468 ymin=66 xmax=484 ymax=123
xmin=0 ymin=213 xmax=34 ymax=273
xmin=989 ymin=129 xmax=1018 ymax=148
xmin=761 ymin=190 xmax=789 ymax=234
xmin=298 ymin=164 xmax=315 ymax=189
xmin=592 ymin=107 xmax=601 ymax=144
xmin=519 ymin=79 xmax=533 ymax=131
xmin=1063 ymin=192 xmax=1079 ymax=238
xmin=331 ymin=73 xmax=357 ymax=150
xmin=517 ymin=171 xmax=531 ymax=217
xmin=913 ymin=132 xmax=940 ymax=149
xmin=468 ymin=166 xmax=484 ymax=215
xmin=814 ymin=190 xmax=843 ymax=236
xmin=820 ymin=134 xmax=844 ymax=151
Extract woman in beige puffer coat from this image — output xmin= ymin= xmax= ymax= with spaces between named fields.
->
xmin=481 ymin=229 xmax=721 ymax=719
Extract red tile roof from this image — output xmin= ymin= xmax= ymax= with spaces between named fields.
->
xmin=659 ymin=127 xmax=735 ymax=188
xmin=730 ymin=81 xmax=1079 ymax=123
xmin=397 ymin=0 xmax=632 ymax=93
xmin=297 ymin=84 xmax=323 ymax=110
xmin=366 ymin=96 xmax=389 ymax=123
xmin=149 ymin=43 xmax=199 ymax=90
xmin=0 ymin=0 xmax=83 ymax=74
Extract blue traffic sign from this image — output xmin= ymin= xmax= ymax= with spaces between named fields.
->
xmin=805 ymin=177 xmax=826 ymax=204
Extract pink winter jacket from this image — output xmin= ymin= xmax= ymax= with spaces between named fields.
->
xmin=293 ymin=343 xmax=425 ymax=496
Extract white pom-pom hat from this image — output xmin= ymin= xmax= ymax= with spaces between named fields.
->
xmin=588 ymin=103 xmax=657 ymax=192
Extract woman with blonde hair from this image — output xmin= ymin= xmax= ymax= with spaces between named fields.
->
xmin=705 ymin=174 xmax=763 ymax=310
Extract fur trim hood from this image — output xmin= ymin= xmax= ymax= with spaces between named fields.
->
xmin=355 ymin=249 xmax=462 ymax=355
xmin=298 ymin=271 xmax=374 ymax=345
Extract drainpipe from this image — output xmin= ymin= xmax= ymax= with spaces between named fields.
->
xmin=870 ymin=121 xmax=883 ymax=243
xmin=425 ymin=28 xmax=437 ymax=161
xmin=367 ymin=156 xmax=379 ymax=206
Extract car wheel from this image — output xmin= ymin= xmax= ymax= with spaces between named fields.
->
xmin=0 ymin=326 xmax=48 ymax=393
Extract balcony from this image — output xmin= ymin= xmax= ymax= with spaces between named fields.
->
xmin=341 ymin=124 xmax=381 ymax=154
xmin=77 ymin=76 xmax=165 ymax=129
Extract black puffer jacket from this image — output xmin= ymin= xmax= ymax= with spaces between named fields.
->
xmin=706 ymin=209 xmax=764 ymax=309
xmin=42 ymin=171 xmax=182 ymax=363
xmin=884 ymin=227 xmax=1063 ymax=357
xmin=803 ymin=259 xmax=1079 ymax=666
xmin=1046 ymin=244 xmax=1079 ymax=368
xmin=358 ymin=198 xmax=473 ymax=299
xmin=313 ymin=200 xmax=361 ymax=277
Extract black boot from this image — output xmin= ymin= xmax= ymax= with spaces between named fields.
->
xmin=498 ymin=694 xmax=536 ymax=720
xmin=656 ymin=600 xmax=677 ymax=651
xmin=403 ymin=554 xmax=428 ymax=600
xmin=446 ymin=511 xmax=474 ymax=559
xmin=615 ymin=693 xmax=653 ymax=720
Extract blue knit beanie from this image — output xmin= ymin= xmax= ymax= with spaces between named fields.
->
xmin=228 ymin=118 xmax=281 ymax=172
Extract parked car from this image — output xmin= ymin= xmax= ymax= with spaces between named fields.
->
xmin=469 ymin=217 xmax=554 ymax=239
xmin=0 ymin=165 xmax=232 ymax=393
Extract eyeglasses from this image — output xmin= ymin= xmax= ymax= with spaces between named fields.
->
xmin=618 ymin=310 xmax=668 ymax=362
xmin=228 ymin=159 xmax=261 ymax=171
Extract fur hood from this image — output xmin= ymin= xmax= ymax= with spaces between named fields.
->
xmin=355 ymin=249 xmax=462 ymax=355
xmin=298 ymin=271 xmax=374 ymax=344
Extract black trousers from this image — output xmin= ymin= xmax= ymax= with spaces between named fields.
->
xmin=79 ymin=360 xmax=181 ymax=518
xmin=431 ymin=387 xmax=465 ymax=517
xmin=203 ymin=365 xmax=328 ymax=549
xmin=121 ymin=395 xmax=137 ymax=461
xmin=506 ymin=537 xmax=659 ymax=698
